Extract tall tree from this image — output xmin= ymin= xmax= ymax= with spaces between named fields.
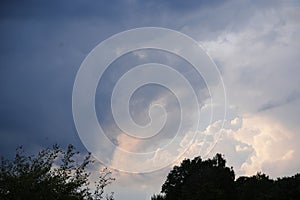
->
xmin=152 ymin=153 xmax=235 ymax=200
xmin=0 ymin=144 xmax=114 ymax=200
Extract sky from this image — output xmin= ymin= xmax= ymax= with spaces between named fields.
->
xmin=1 ymin=0 xmax=300 ymax=199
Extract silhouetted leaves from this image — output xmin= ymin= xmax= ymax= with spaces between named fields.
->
xmin=154 ymin=154 xmax=235 ymax=200
xmin=235 ymin=172 xmax=273 ymax=200
xmin=0 ymin=144 xmax=114 ymax=200
xmin=152 ymin=154 xmax=300 ymax=200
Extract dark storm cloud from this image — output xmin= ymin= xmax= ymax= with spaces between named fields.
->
xmin=0 ymin=0 xmax=126 ymax=20
xmin=0 ymin=0 xmax=226 ymax=21
xmin=0 ymin=0 xmax=221 ymax=156
xmin=0 ymin=0 xmax=286 ymax=157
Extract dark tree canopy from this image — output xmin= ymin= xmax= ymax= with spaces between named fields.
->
xmin=0 ymin=144 xmax=114 ymax=200
xmin=152 ymin=154 xmax=300 ymax=200
xmin=235 ymin=173 xmax=300 ymax=200
xmin=235 ymin=173 xmax=273 ymax=200
xmin=153 ymin=153 xmax=235 ymax=200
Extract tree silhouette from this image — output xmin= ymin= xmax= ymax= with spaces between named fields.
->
xmin=273 ymin=174 xmax=300 ymax=200
xmin=235 ymin=172 xmax=273 ymax=200
xmin=0 ymin=144 xmax=114 ymax=200
xmin=153 ymin=154 xmax=235 ymax=200
xmin=236 ymin=172 xmax=300 ymax=200
xmin=152 ymin=154 xmax=300 ymax=200
xmin=151 ymin=194 xmax=166 ymax=200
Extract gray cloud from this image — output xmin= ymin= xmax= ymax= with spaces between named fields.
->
xmin=258 ymin=91 xmax=300 ymax=112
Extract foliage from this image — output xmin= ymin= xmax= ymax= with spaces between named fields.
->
xmin=235 ymin=172 xmax=273 ymax=200
xmin=0 ymin=144 xmax=114 ymax=200
xmin=151 ymin=194 xmax=165 ymax=200
xmin=152 ymin=153 xmax=300 ymax=200
xmin=235 ymin=172 xmax=300 ymax=200
xmin=152 ymin=153 xmax=235 ymax=200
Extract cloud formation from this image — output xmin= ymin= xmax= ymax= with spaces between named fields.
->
xmin=1 ymin=1 xmax=299 ymax=200
xmin=201 ymin=4 xmax=300 ymax=178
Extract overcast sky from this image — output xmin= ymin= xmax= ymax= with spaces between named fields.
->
xmin=1 ymin=0 xmax=300 ymax=199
